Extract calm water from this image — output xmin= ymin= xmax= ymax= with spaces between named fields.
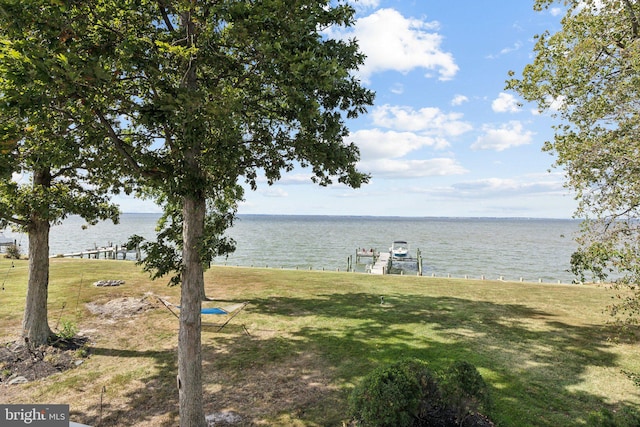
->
xmin=3 ymin=214 xmax=581 ymax=283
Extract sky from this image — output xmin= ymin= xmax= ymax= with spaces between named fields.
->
xmin=116 ymin=1 xmax=574 ymax=218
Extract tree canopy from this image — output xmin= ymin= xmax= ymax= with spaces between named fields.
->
xmin=3 ymin=0 xmax=374 ymax=424
xmin=507 ymin=0 xmax=640 ymax=324
xmin=0 ymin=0 xmax=121 ymax=346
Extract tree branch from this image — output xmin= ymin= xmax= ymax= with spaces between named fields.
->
xmin=0 ymin=211 xmax=28 ymax=227
xmin=623 ymin=0 xmax=640 ymax=39
xmin=50 ymin=166 xmax=78 ymax=180
xmin=158 ymin=0 xmax=175 ymax=32
xmin=93 ymin=110 xmax=144 ymax=174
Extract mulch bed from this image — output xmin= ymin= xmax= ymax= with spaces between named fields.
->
xmin=1 ymin=295 xmax=159 ymax=386
xmin=0 ymin=337 xmax=89 ymax=385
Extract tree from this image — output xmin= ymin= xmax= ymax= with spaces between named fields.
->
xmin=35 ymin=0 xmax=374 ymax=425
xmin=0 ymin=1 xmax=120 ymax=347
xmin=507 ymin=0 xmax=640 ymax=325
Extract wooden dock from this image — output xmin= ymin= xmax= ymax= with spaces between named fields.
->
xmin=369 ymin=252 xmax=391 ymax=275
xmin=54 ymin=245 xmax=140 ymax=260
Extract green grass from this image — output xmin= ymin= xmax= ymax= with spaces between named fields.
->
xmin=0 ymin=258 xmax=639 ymax=426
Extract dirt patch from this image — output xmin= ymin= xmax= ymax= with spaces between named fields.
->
xmin=1 ymin=295 xmax=161 ymax=387
xmin=204 ymin=349 xmax=341 ymax=424
xmin=85 ymin=294 xmax=160 ymax=319
xmin=0 ymin=337 xmax=88 ymax=385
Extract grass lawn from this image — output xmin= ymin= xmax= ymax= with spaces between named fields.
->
xmin=0 ymin=257 xmax=639 ymax=426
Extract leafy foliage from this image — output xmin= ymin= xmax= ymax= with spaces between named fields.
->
xmin=349 ymin=358 xmax=492 ymax=427
xmin=439 ymin=361 xmax=492 ymax=424
xmin=55 ymin=320 xmax=78 ymax=341
xmin=349 ymin=358 xmax=441 ymax=427
xmin=0 ymin=0 xmax=123 ymax=226
xmin=35 ymin=0 xmax=375 ymax=286
xmin=128 ymin=188 xmax=241 ymax=287
xmin=507 ymin=0 xmax=640 ymax=325
xmin=0 ymin=0 xmax=123 ymax=346
xmin=3 ymin=244 xmax=20 ymax=260
xmin=3 ymin=0 xmax=374 ymax=422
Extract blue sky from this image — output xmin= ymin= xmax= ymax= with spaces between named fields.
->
xmin=117 ymin=1 xmax=574 ymax=218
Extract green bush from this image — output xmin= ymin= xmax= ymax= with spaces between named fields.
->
xmin=349 ymin=358 xmax=492 ymax=427
xmin=348 ymin=358 xmax=441 ymax=427
xmin=439 ymin=361 xmax=491 ymax=423
xmin=57 ymin=320 xmax=78 ymax=340
xmin=4 ymin=244 xmax=21 ymax=259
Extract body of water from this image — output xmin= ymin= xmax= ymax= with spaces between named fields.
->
xmin=3 ymin=214 xmax=582 ymax=283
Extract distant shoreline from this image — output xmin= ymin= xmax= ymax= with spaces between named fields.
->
xmin=119 ymin=212 xmax=580 ymax=221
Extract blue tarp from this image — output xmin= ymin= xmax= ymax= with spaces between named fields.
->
xmin=176 ymin=306 xmax=228 ymax=315
xmin=201 ymin=307 xmax=227 ymax=315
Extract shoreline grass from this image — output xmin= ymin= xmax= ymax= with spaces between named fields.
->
xmin=0 ymin=258 xmax=638 ymax=426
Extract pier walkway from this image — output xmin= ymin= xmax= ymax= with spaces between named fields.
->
xmin=369 ymin=252 xmax=391 ymax=275
xmin=53 ymin=245 xmax=140 ymax=260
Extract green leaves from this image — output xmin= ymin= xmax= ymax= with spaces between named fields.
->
xmin=0 ymin=1 xmax=123 ymax=227
xmin=509 ymin=1 xmax=640 ymax=325
xmin=1 ymin=0 xmax=374 ymax=285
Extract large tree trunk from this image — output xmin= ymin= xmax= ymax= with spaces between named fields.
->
xmin=178 ymin=195 xmax=206 ymax=427
xmin=22 ymin=170 xmax=53 ymax=347
xmin=177 ymin=7 xmax=207 ymax=425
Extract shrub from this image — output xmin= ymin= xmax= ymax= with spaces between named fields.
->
xmin=349 ymin=358 xmax=441 ymax=427
xmin=349 ymin=359 xmax=493 ymax=427
xmin=57 ymin=320 xmax=78 ymax=340
xmin=439 ymin=361 xmax=492 ymax=424
xmin=4 ymin=244 xmax=21 ymax=259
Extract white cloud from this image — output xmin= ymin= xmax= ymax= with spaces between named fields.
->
xmin=451 ymin=94 xmax=469 ymax=106
xmin=360 ymin=158 xmax=468 ymax=178
xmin=276 ymin=174 xmax=314 ymax=185
xmin=328 ymin=8 xmax=458 ymax=82
xmin=261 ymin=187 xmax=288 ymax=198
xmin=471 ymin=121 xmax=535 ymax=151
xmin=486 ymin=41 xmax=523 ymax=59
xmin=500 ymin=41 xmax=523 ymax=55
xmin=351 ymin=128 xmax=448 ymax=160
xmin=371 ymin=104 xmax=472 ymax=136
xmin=452 ymin=177 xmax=561 ymax=195
xmin=348 ymin=0 xmax=380 ymax=10
xmin=350 ymin=105 xmax=473 ymax=177
xmin=550 ymin=7 xmax=563 ymax=16
xmin=492 ymin=92 xmax=521 ymax=113
xmin=528 ymin=95 xmax=565 ymax=116
xmin=546 ymin=94 xmax=566 ymax=112
xmin=390 ymin=83 xmax=404 ymax=94
xmin=417 ymin=173 xmax=567 ymax=199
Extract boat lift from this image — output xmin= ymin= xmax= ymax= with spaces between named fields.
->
xmin=351 ymin=244 xmax=423 ymax=275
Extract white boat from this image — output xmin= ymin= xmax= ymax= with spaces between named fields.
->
xmin=390 ymin=240 xmax=409 ymax=259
